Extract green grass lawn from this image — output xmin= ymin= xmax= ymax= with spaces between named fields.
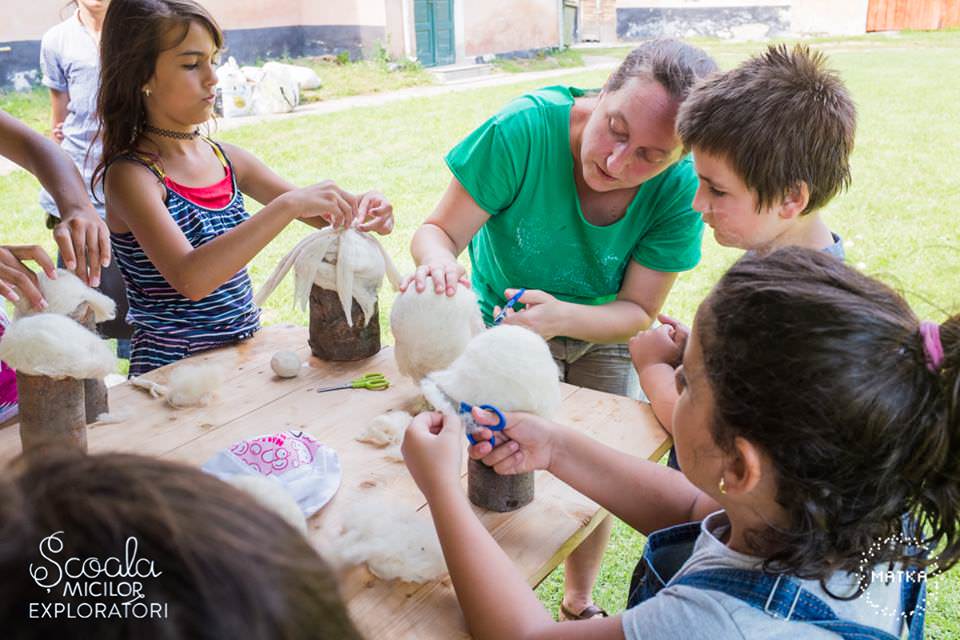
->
xmin=2 ymin=31 xmax=959 ymax=636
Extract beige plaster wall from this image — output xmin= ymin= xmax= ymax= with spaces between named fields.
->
xmin=463 ymin=0 xmax=560 ymax=56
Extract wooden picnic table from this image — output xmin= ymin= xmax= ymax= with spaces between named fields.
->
xmin=0 ymin=324 xmax=670 ymax=639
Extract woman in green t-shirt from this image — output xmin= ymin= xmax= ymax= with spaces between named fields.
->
xmin=403 ymin=40 xmax=717 ymax=620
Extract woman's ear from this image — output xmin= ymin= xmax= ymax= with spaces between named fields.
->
xmin=778 ymin=182 xmax=810 ymax=220
xmin=721 ymin=436 xmax=765 ymax=496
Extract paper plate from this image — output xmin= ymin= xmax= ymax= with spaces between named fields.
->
xmin=203 ymin=430 xmax=341 ymax=516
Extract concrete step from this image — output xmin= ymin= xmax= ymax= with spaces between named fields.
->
xmin=430 ymin=63 xmax=494 ymax=84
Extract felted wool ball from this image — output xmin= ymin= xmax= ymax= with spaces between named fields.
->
xmin=271 ymin=350 xmax=302 ymax=378
xmin=428 ymin=325 xmax=561 ymax=418
xmin=390 ymin=276 xmax=484 ymax=381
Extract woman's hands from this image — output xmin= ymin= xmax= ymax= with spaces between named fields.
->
xmin=0 ymin=244 xmax=57 ymax=310
xmin=493 ymin=289 xmax=570 ymax=340
xmin=399 ymin=257 xmax=470 ymax=295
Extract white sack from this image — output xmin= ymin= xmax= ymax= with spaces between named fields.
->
xmin=326 ymin=500 xmax=446 ymax=583
xmin=427 ymin=325 xmax=561 ymax=418
xmin=263 ymin=61 xmax=321 ymax=90
xmin=216 ymin=56 xmax=254 ymax=118
xmin=390 ymin=277 xmax=484 ymax=381
xmin=14 ymin=268 xmax=116 ymax=322
xmin=0 ymin=314 xmax=115 ymax=379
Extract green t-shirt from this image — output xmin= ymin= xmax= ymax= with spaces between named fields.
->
xmin=445 ymin=85 xmax=703 ymax=326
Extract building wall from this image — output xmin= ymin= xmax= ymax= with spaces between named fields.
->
xmin=0 ymin=0 xmax=387 ymax=89
xmin=616 ymin=1 xmax=790 ymax=40
xmin=792 ymin=0 xmax=867 ymax=34
xmin=580 ymin=0 xmax=619 ymax=42
xmin=462 ymin=0 xmax=560 ymax=57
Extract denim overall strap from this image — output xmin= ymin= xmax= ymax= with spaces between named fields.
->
xmin=675 ymin=569 xmax=913 ymax=640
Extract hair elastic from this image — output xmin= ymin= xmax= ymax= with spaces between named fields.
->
xmin=919 ymin=321 xmax=944 ymax=373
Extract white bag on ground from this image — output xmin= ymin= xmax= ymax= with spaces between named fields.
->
xmin=216 ymin=56 xmax=253 ymax=118
xmin=251 ymin=64 xmax=300 ymax=115
xmin=264 ymin=61 xmax=321 ymax=90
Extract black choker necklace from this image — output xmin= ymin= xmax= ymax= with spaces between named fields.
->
xmin=144 ymin=124 xmax=201 ymax=140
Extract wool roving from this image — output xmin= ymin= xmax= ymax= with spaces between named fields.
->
xmin=390 ymin=277 xmax=484 ymax=381
xmin=254 ymin=228 xmax=401 ymax=327
xmin=14 ymin=268 xmax=116 ymax=322
xmin=428 ymin=325 xmax=561 ymax=419
xmin=0 ymin=313 xmax=115 ymax=379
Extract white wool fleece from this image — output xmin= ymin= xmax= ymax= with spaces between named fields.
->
xmin=325 ymin=500 xmax=446 ymax=583
xmin=14 ymin=268 xmax=115 ymax=322
xmin=390 ymin=276 xmax=484 ymax=381
xmin=0 ymin=314 xmax=116 ymax=379
xmin=254 ymin=228 xmax=401 ymax=327
xmin=428 ymin=324 xmax=561 ymax=419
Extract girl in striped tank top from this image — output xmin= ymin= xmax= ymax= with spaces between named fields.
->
xmin=93 ymin=0 xmax=394 ymax=377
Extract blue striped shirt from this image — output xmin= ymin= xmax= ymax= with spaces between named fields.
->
xmin=110 ymin=142 xmax=260 ymax=376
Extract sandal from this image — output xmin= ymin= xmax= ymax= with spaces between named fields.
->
xmin=559 ymin=603 xmax=609 ymax=621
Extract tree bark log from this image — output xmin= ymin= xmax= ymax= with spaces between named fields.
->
xmin=16 ymin=372 xmax=87 ymax=452
xmin=468 ymin=458 xmax=534 ymax=512
xmin=308 ymin=285 xmax=380 ymax=361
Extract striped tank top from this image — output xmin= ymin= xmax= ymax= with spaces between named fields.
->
xmin=111 ymin=139 xmax=261 ymax=376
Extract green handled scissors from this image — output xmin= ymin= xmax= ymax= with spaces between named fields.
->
xmin=315 ymin=372 xmax=389 ymax=393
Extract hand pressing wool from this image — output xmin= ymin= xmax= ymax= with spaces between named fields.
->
xmin=426 ymin=325 xmax=561 ymax=419
xmin=0 ymin=314 xmax=115 ymax=380
xmin=255 ymin=228 xmax=401 ymax=327
xmin=13 ymin=268 xmax=115 ymax=322
xmin=390 ymin=275 xmax=484 ymax=381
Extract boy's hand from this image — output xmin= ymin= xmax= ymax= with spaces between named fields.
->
xmin=467 ymin=408 xmax=557 ymax=475
xmin=402 ymin=411 xmax=465 ymax=499
xmin=356 ymin=190 xmax=395 ymax=235
xmin=657 ymin=313 xmax=689 ymax=353
xmin=494 ymin=288 xmax=567 ymax=340
xmin=0 ymin=244 xmax=56 ymax=310
xmin=629 ymin=324 xmax=682 ymax=372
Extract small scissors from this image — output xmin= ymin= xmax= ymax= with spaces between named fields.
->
xmin=315 ymin=372 xmax=389 ymax=393
xmin=492 ymin=288 xmax=526 ymax=325
xmin=459 ymin=400 xmax=507 ymax=447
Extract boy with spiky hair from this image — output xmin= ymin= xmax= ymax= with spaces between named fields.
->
xmin=631 ymin=44 xmax=857 ymax=439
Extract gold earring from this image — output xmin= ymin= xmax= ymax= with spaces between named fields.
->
xmin=718 ymin=477 xmax=727 ymax=495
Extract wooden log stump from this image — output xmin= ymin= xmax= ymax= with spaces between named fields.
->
xmin=71 ymin=303 xmax=109 ymax=423
xmin=16 ymin=372 xmax=87 ymax=452
xmin=308 ymin=285 xmax=380 ymax=361
xmin=468 ymin=458 xmax=534 ymax=512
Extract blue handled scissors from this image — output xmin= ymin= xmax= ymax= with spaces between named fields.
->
xmin=458 ymin=400 xmax=507 ymax=447
xmin=492 ymin=288 xmax=526 ymax=325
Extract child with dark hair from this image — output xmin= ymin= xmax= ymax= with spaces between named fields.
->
xmin=403 ymin=246 xmax=958 ymax=639
xmin=631 ymin=44 xmax=857 ymax=437
xmin=0 ymin=447 xmax=363 ymax=639
xmin=94 ymin=0 xmax=393 ymax=376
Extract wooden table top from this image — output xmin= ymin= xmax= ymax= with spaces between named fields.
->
xmin=0 ymin=324 xmax=670 ymax=639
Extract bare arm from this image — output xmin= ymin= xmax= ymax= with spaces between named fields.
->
xmin=0 ymin=109 xmax=109 ymax=284
xmin=48 ymin=88 xmax=68 ymax=143
xmin=403 ymin=412 xmax=626 ymax=640
xmin=104 ymin=159 xmax=353 ymax=300
xmin=499 ymin=261 xmax=677 ymax=344
xmin=406 ymin=177 xmax=490 ymax=294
